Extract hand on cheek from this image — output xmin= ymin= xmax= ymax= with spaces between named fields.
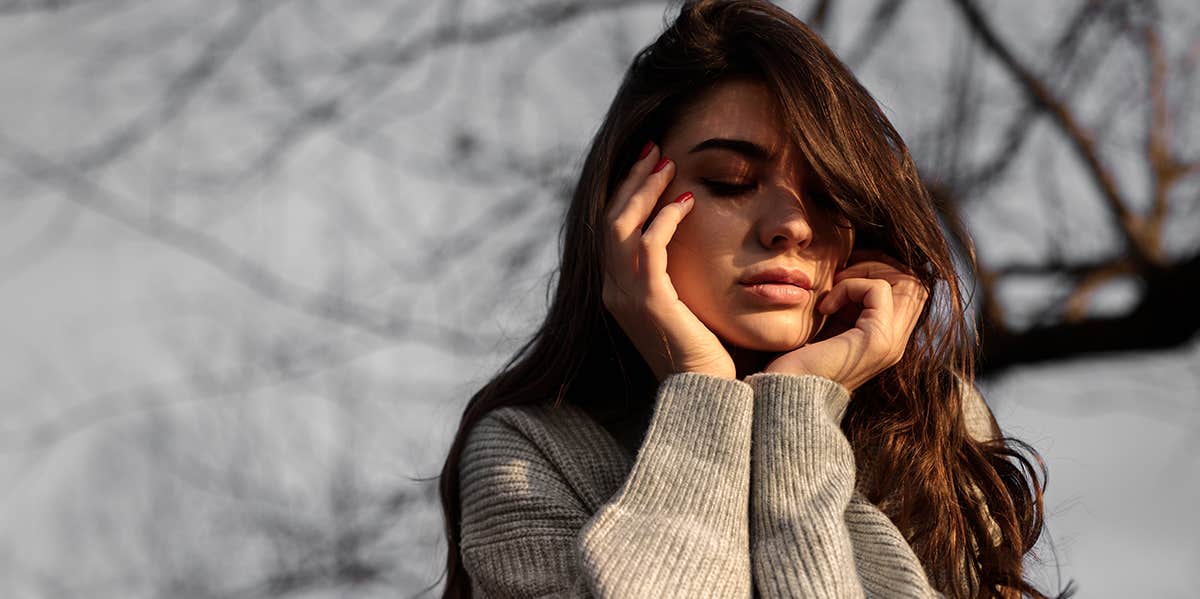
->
xmin=603 ymin=142 xmax=737 ymax=381
xmin=763 ymin=250 xmax=928 ymax=392
xmin=811 ymin=288 xmax=857 ymax=343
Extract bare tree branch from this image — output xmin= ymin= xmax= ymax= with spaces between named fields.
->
xmin=0 ymin=0 xmax=100 ymax=14
xmin=0 ymin=322 xmax=461 ymax=453
xmin=1062 ymin=260 xmax=1137 ymax=322
xmin=70 ymin=0 xmax=276 ymax=171
xmin=1143 ymin=15 xmax=1195 ymax=236
xmin=980 ymin=252 xmax=1200 ymax=374
xmin=949 ymin=0 xmax=1161 ymax=266
xmin=807 ymin=0 xmax=834 ymax=32
xmin=844 ymin=0 xmax=906 ymax=67
xmin=956 ymin=0 xmax=1118 ymax=193
xmin=188 ymin=0 xmax=664 ymax=186
xmin=0 ymin=132 xmax=488 ymax=352
xmin=0 ymin=197 xmax=81 ymax=282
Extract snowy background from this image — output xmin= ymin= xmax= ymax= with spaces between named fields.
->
xmin=1 ymin=1 xmax=1197 ymax=597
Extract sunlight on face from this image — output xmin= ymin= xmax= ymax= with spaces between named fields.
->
xmin=656 ymin=77 xmax=853 ymax=353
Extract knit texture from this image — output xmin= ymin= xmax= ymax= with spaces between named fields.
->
xmin=457 ymin=372 xmax=998 ymax=597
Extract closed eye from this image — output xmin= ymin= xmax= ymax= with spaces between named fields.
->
xmin=701 ymin=179 xmax=756 ymax=197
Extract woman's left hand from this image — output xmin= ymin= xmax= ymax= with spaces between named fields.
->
xmin=762 ymin=250 xmax=929 ymax=392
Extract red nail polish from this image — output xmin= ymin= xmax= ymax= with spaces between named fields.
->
xmin=673 ymin=191 xmax=693 ymax=203
xmin=638 ymin=141 xmax=654 ymax=160
xmin=652 ymin=157 xmax=671 ymax=173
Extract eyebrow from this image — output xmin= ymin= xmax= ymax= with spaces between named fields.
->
xmin=687 ymin=138 xmax=773 ymax=161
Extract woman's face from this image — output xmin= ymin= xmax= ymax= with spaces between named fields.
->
xmin=655 ymin=77 xmax=853 ymax=353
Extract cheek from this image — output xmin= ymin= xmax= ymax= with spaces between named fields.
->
xmin=663 ymin=204 xmax=737 ymax=303
xmin=664 ymin=217 xmax=714 ymax=294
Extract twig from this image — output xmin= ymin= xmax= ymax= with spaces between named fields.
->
xmin=1063 ymin=261 xmax=1136 ymax=322
xmin=845 ymin=0 xmax=906 ymax=66
xmin=0 ymin=132 xmax=489 ymax=352
xmin=948 ymin=0 xmax=1160 ymax=266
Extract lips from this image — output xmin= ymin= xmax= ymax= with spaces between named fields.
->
xmin=739 ymin=267 xmax=813 ymax=289
xmin=738 ymin=267 xmax=814 ymax=305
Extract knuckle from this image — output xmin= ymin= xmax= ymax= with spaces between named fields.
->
xmin=604 ymin=199 xmax=621 ymax=219
xmin=629 ymin=188 xmax=654 ymax=206
xmin=637 ymin=234 xmax=658 ymax=252
xmin=645 ymin=297 xmax=673 ymax=320
xmin=639 ymin=297 xmax=660 ymax=317
xmin=611 ymin=215 xmax=638 ymax=234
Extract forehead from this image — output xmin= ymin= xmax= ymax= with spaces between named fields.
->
xmin=668 ymin=77 xmax=787 ymax=153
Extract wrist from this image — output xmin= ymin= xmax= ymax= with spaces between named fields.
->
xmin=679 ymin=356 xmax=737 ymax=380
xmin=761 ymin=355 xmax=825 ymax=380
xmin=744 ymin=372 xmax=853 ymax=424
xmin=759 ymin=358 xmax=866 ymax=392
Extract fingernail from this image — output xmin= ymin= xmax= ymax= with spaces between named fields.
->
xmin=672 ymin=191 xmax=693 ymax=203
xmin=638 ymin=141 xmax=654 ymax=160
xmin=652 ymin=157 xmax=671 ymax=173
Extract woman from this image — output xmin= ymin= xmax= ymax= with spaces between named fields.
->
xmin=437 ymin=1 xmax=1067 ymax=597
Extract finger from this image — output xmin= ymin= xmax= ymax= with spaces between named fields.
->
xmin=610 ymin=156 xmax=675 ymax=239
xmin=884 ymin=276 xmax=926 ymax=338
xmin=604 ymin=217 xmax=650 ymax=296
xmin=888 ymin=278 xmax=928 ymax=307
xmin=835 ymin=261 xmax=896 ymax=284
xmin=835 ymin=252 xmax=915 ymax=283
xmin=603 ymin=227 xmax=638 ymax=296
xmin=834 ymin=259 xmax=917 ymax=284
xmin=820 ymin=278 xmax=894 ymax=317
xmin=639 ymin=191 xmax=695 ymax=292
xmin=606 ymin=141 xmax=660 ymax=220
xmin=812 ymin=307 xmax=856 ymax=342
xmin=890 ymin=279 xmax=928 ymax=334
xmin=606 ymin=154 xmax=673 ymax=290
xmin=846 ymin=249 xmax=909 ymax=270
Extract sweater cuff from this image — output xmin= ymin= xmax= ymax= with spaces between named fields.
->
xmin=579 ymin=371 xmax=755 ymax=597
xmin=638 ymin=372 xmax=754 ymax=464
xmin=743 ymin=373 xmax=851 ymax=425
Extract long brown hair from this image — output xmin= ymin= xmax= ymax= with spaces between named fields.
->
xmin=436 ymin=1 xmax=1070 ymax=597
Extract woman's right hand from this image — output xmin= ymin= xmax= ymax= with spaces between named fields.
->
xmin=602 ymin=142 xmax=737 ymax=381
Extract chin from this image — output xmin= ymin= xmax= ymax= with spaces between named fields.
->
xmin=713 ymin=312 xmax=815 ymax=353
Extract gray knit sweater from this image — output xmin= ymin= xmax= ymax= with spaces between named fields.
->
xmin=458 ymin=372 xmax=998 ymax=597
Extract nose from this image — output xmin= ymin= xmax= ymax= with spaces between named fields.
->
xmin=758 ymin=190 xmax=814 ymax=251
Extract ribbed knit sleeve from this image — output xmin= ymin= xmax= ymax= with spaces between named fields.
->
xmin=458 ymin=409 xmax=600 ymax=599
xmin=746 ymin=373 xmax=942 ymax=599
xmin=579 ymin=372 xmax=754 ymax=597
xmin=458 ymin=372 xmax=754 ymax=598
